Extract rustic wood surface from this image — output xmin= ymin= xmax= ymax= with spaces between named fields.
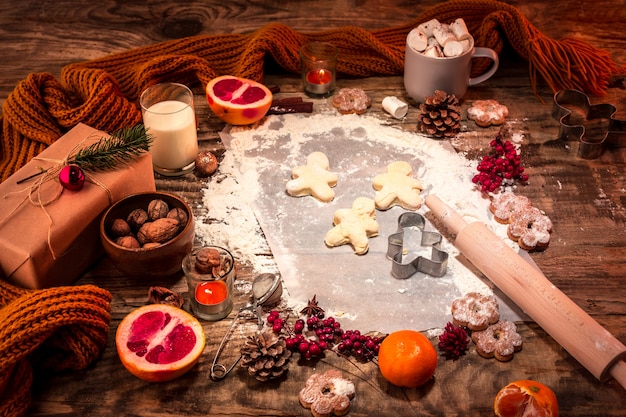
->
xmin=1 ymin=0 xmax=626 ymax=416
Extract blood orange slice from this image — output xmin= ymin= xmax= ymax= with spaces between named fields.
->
xmin=206 ymin=75 xmax=272 ymax=125
xmin=115 ymin=304 xmax=205 ymax=382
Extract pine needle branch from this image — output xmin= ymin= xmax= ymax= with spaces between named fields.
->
xmin=71 ymin=124 xmax=153 ymax=172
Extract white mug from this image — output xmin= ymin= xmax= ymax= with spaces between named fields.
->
xmin=403 ymin=34 xmax=499 ymax=103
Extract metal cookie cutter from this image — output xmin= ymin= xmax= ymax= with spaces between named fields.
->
xmin=552 ymin=89 xmax=626 ymax=159
xmin=386 ymin=212 xmax=448 ymax=279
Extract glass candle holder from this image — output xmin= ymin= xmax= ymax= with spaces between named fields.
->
xmin=182 ymin=246 xmax=235 ymax=321
xmin=140 ymin=82 xmax=198 ymax=177
xmin=299 ymin=42 xmax=337 ymax=98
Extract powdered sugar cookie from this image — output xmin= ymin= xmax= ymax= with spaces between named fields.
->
xmin=451 ymin=292 xmax=500 ymax=331
xmin=332 ymin=88 xmax=371 ymax=115
xmin=372 ymin=161 xmax=423 ymax=210
xmin=324 ymin=197 xmax=379 ymax=255
xmin=489 ymin=192 xmax=531 ymax=224
xmin=286 ymin=152 xmax=339 ymax=202
xmin=467 ymin=99 xmax=508 ymax=127
xmin=299 ymin=370 xmax=355 ymax=417
xmin=507 ymin=206 xmax=552 ymax=251
xmin=472 ymin=320 xmax=523 ymax=361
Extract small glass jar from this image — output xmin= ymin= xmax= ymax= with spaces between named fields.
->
xmin=182 ymin=246 xmax=235 ymax=321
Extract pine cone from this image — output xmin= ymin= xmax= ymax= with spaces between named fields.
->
xmin=240 ymin=331 xmax=291 ymax=381
xmin=417 ymin=90 xmax=461 ymax=138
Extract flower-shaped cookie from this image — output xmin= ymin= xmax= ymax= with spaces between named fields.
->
xmin=467 ymin=99 xmax=508 ymax=127
xmin=471 ymin=320 xmax=523 ymax=361
xmin=451 ymin=292 xmax=500 ymax=331
xmin=324 ymin=197 xmax=379 ymax=255
xmin=299 ymin=370 xmax=355 ymax=417
xmin=372 ymin=161 xmax=423 ymax=210
xmin=286 ymin=152 xmax=339 ymax=202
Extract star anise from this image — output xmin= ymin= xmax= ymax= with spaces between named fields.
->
xmin=438 ymin=321 xmax=469 ymax=360
xmin=300 ymin=295 xmax=325 ymax=318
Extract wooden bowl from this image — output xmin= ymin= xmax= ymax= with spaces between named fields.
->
xmin=100 ymin=192 xmax=195 ymax=277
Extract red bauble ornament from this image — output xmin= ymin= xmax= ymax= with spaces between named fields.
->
xmin=59 ymin=165 xmax=85 ymax=191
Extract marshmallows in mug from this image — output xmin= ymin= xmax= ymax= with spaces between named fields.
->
xmin=407 ymin=18 xmax=472 ymax=58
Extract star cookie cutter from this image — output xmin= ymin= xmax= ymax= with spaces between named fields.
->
xmin=386 ymin=212 xmax=448 ymax=279
xmin=552 ymin=89 xmax=626 ymax=159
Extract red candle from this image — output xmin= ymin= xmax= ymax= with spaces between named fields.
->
xmin=195 ymin=281 xmax=228 ymax=305
xmin=306 ymin=69 xmax=332 ymax=85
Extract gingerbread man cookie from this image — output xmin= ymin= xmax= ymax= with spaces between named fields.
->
xmin=372 ymin=161 xmax=423 ymax=210
xmin=286 ymin=152 xmax=339 ymax=202
xmin=324 ymin=197 xmax=379 ymax=255
xmin=467 ymin=99 xmax=509 ymax=127
xmin=299 ymin=370 xmax=355 ymax=417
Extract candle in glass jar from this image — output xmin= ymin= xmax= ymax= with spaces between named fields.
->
xmin=300 ymin=42 xmax=337 ymax=97
xmin=195 ymin=280 xmax=229 ymax=305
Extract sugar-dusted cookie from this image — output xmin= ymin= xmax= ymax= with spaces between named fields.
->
xmin=332 ymin=88 xmax=371 ymax=115
xmin=324 ymin=197 xmax=379 ymax=255
xmin=299 ymin=370 xmax=355 ymax=417
xmin=451 ymin=292 xmax=500 ymax=331
xmin=286 ymin=152 xmax=339 ymax=202
xmin=467 ymin=99 xmax=509 ymax=127
xmin=471 ymin=320 xmax=523 ymax=361
xmin=372 ymin=161 xmax=423 ymax=210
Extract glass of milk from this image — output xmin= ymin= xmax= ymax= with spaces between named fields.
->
xmin=140 ymin=83 xmax=198 ymax=176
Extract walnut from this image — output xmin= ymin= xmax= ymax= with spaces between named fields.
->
xmin=116 ymin=235 xmax=140 ymax=249
xmin=167 ymin=207 xmax=188 ymax=228
xmin=127 ymin=208 xmax=148 ymax=231
xmin=137 ymin=218 xmax=180 ymax=244
xmin=195 ymin=247 xmax=222 ymax=274
xmin=110 ymin=218 xmax=131 ymax=237
xmin=148 ymin=199 xmax=169 ymax=221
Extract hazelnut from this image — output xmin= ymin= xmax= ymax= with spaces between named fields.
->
xmin=195 ymin=247 xmax=222 ymax=274
xmin=167 ymin=207 xmax=189 ymax=228
xmin=195 ymin=151 xmax=218 ymax=177
xmin=148 ymin=199 xmax=169 ymax=221
xmin=110 ymin=218 xmax=131 ymax=237
xmin=116 ymin=235 xmax=140 ymax=249
xmin=127 ymin=208 xmax=148 ymax=231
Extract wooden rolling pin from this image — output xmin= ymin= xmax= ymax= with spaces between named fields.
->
xmin=425 ymin=195 xmax=626 ymax=389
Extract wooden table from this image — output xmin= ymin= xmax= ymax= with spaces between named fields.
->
xmin=1 ymin=1 xmax=625 ymax=415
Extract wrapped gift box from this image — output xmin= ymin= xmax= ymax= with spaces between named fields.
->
xmin=0 ymin=123 xmax=156 ymax=288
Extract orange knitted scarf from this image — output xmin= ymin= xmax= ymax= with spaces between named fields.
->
xmin=0 ymin=280 xmax=111 ymax=417
xmin=0 ymin=0 xmax=623 ymax=182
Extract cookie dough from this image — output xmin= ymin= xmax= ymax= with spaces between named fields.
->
xmin=324 ymin=197 xmax=379 ymax=255
xmin=372 ymin=161 xmax=423 ymax=210
xmin=286 ymin=152 xmax=339 ymax=202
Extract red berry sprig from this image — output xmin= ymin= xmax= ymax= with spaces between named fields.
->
xmin=265 ymin=303 xmax=385 ymax=363
xmin=472 ymin=132 xmax=528 ymax=193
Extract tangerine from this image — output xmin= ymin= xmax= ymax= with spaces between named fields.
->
xmin=115 ymin=304 xmax=205 ymax=382
xmin=377 ymin=329 xmax=437 ymax=388
xmin=494 ymin=379 xmax=558 ymax=417
xmin=206 ymin=75 xmax=272 ymax=125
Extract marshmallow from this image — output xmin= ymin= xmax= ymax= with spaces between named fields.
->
xmin=443 ymin=40 xmax=464 ymax=57
xmin=382 ymin=96 xmax=409 ymax=119
xmin=450 ymin=18 xmax=471 ymax=41
xmin=433 ymin=24 xmax=456 ymax=47
xmin=424 ymin=45 xmax=443 ymax=58
xmin=417 ymin=19 xmax=441 ymax=37
xmin=407 ymin=28 xmax=428 ymax=52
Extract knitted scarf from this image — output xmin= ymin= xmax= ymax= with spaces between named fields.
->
xmin=1 ymin=0 xmax=622 ymax=182
xmin=0 ymin=280 xmax=111 ymax=417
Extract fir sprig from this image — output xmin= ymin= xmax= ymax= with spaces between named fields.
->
xmin=72 ymin=124 xmax=153 ymax=172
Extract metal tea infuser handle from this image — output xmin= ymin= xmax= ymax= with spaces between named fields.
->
xmin=209 ymin=273 xmax=280 ymax=381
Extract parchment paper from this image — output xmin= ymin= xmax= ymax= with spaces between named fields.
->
xmin=221 ymin=112 xmax=528 ymax=333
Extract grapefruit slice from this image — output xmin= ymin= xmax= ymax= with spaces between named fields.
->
xmin=115 ymin=304 xmax=205 ymax=382
xmin=206 ymin=75 xmax=272 ymax=125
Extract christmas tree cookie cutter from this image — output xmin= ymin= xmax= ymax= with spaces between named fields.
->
xmin=552 ymin=89 xmax=626 ymax=159
xmin=386 ymin=212 xmax=448 ymax=278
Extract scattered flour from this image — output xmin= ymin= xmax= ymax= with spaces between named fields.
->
xmin=195 ymin=110 xmax=521 ymax=333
